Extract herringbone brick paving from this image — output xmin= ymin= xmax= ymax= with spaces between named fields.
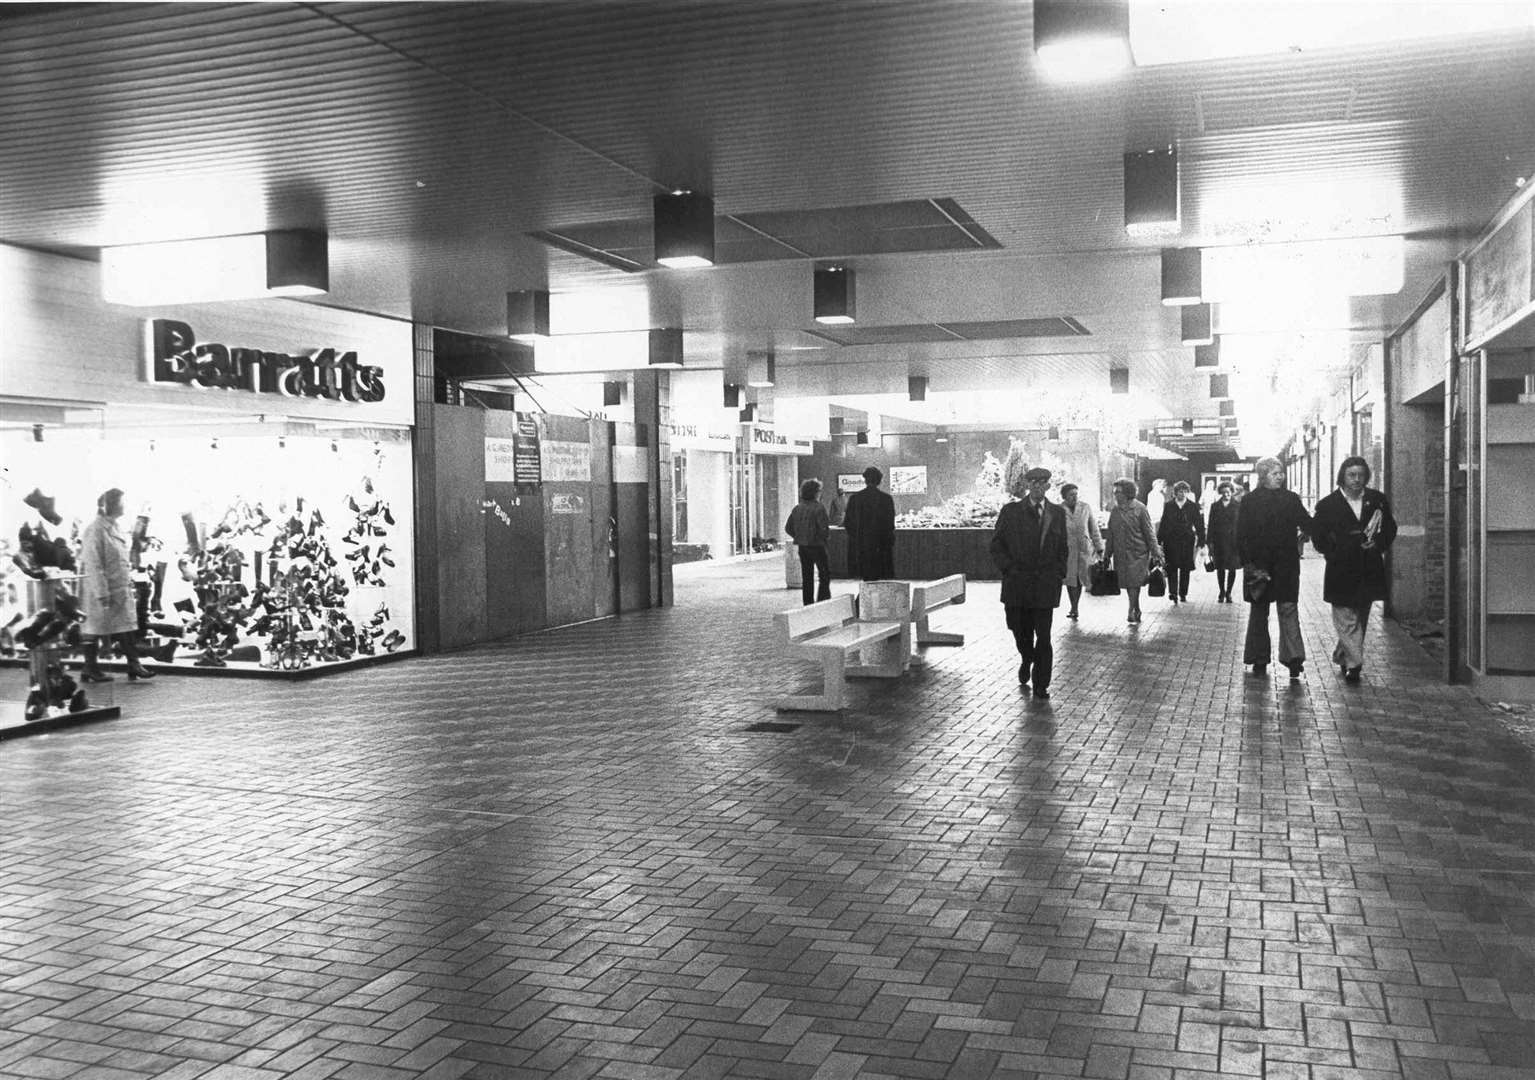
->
xmin=1 ymin=553 xmax=1532 ymax=1079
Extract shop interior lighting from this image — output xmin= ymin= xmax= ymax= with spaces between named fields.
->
xmin=1033 ymin=0 xmax=1130 ymax=82
xmin=507 ymin=289 xmax=551 ymax=342
xmin=814 ymin=265 xmax=856 ymax=324
xmin=908 ymin=376 xmax=928 ymax=402
xmin=101 ymin=229 xmax=328 ymax=306
xmin=648 ymin=328 xmax=684 ymax=368
xmin=653 ymin=190 xmax=714 ymax=269
xmin=1124 ymin=149 xmax=1179 ymax=236
xmin=1181 ymin=302 xmax=1214 ymax=346
xmin=1160 ymin=247 xmax=1202 ymax=305
xmin=746 ymin=352 xmax=776 ymax=388
xmin=1128 ymin=0 xmax=1535 ymax=68
xmin=1194 ymin=338 xmax=1221 ymax=368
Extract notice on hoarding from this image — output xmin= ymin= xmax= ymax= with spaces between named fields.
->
xmin=542 ymin=440 xmax=592 ymax=483
xmin=550 ymin=492 xmax=586 ymax=515
xmin=513 ymin=414 xmax=542 ymax=488
xmin=485 ymin=437 xmax=518 ymax=483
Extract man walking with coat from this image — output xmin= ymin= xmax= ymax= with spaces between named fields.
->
xmin=991 ymin=466 xmax=1069 ymax=700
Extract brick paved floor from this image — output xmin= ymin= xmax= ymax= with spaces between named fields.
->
xmin=2 ymin=554 xmax=1533 ymax=1079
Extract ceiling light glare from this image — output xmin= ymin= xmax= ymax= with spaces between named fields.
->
xmin=1202 ymin=236 xmax=1404 ymax=303
xmin=102 ymin=231 xmax=328 ymax=306
xmin=1034 ymin=0 xmax=1131 ymax=82
xmin=1129 ymin=0 xmax=1535 ymax=67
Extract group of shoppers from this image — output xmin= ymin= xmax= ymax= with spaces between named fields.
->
xmin=991 ymin=456 xmax=1397 ymax=697
xmin=784 ymin=466 xmax=894 ymax=606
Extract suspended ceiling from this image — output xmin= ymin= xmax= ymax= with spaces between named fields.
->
xmin=2 ymin=1 xmax=1533 ymax=456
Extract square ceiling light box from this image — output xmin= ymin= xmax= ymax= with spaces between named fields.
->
xmin=654 ymin=190 xmax=714 ymax=268
xmin=814 ymin=265 xmax=855 ymax=324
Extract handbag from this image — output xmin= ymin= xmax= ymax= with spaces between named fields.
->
xmin=1146 ymin=564 xmax=1167 ymax=598
xmin=1204 ymin=558 xmax=1215 ymax=573
xmin=1088 ymin=560 xmax=1120 ymax=596
xmin=1242 ymin=564 xmax=1270 ymax=602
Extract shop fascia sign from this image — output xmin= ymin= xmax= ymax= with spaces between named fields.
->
xmin=746 ymin=423 xmax=814 ymax=456
xmin=144 ymin=318 xmax=386 ymax=403
xmin=668 ymin=421 xmax=735 ymax=451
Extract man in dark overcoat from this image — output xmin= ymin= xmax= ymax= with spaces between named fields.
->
xmin=1236 ymin=456 xmax=1313 ymax=678
xmin=990 ymin=466 xmax=1069 ymax=699
xmin=843 ymin=466 xmax=895 ymax=580
xmin=1310 ymin=455 xmax=1397 ymax=682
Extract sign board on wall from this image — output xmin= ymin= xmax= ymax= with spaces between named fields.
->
xmin=542 ymin=440 xmax=593 ymax=483
xmin=485 ymin=437 xmax=518 ymax=482
xmin=888 ymin=466 xmax=927 ymax=495
xmin=838 ymin=474 xmax=866 ymax=493
xmin=747 ymin=425 xmax=815 ymax=455
xmin=513 ymin=414 xmax=542 ymax=488
xmin=669 ymin=422 xmax=735 ymax=452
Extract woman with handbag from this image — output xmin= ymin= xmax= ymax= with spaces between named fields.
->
xmin=1156 ymin=480 xmax=1206 ymax=605
xmin=1236 ymin=457 xmax=1313 ymax=678
xmin=1102 ymin=478 xmax=1164 ymax=625
xmin=1310 ymin=456 xmax=1397 ymax=683
xmin=1207 ymin=481 xmax=1242 ymax=602
xmin=1059 ymin=482 xmax=1103 ymax=620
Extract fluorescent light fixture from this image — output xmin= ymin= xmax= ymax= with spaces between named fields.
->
xmin=814 ymin=265 xmax=856 ymax=324
xmin=1130 ymin=0 xmax=1535 ymax=68
xmin=908 ymin=376 xmax=928 ymax=402
xmin=101 ymin=229 xmax=327 ymax=306
xmin=1124 ymin=148 xmax=1179 ymax=234
xmin=653 ymin=190 xmax=714 ymax=269
xmin=1034 ymin=0 xmax=1131 ymax=82
xmin=1160 ymin=247 xmax=1202 ymax=305
xmin=1181 ymin=302 xmax=1214 ymax=346
xmin=507 ymin=289 xmax=551 ymax=341
xmin=746 ymin=352 xmax=776 ymax=388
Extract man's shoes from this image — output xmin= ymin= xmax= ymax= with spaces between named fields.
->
xmin=1032 ymin=688 xmax=1050 ymax=700
xmin=1128 ymin=610 xmax=1141 ymax=624
xmin=1178 ymin=594 xmax=1188 ymax=602
xmin=1067 ymin=608 xmax=1078 ymax=619
xmin=1285 ymin=659 xmax=1304 ymax=679
xmin=1344 ymin=666 xmax=1362 ymax=683
xmin=1252 ymin=663 xmax=1267 ymax=677
xmin=1017 ymin=663 xmax=1030 ymax=686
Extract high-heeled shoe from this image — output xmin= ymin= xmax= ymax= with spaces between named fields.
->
xmin=127 ymin=664 xmax=156 ymax=681
xmin=81 ymin=669 xmax=114 ymax=683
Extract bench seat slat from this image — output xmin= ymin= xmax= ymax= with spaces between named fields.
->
xmin=788 ymin=620 xmax=901 ymax=653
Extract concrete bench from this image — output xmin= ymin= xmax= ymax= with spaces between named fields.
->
xmin=911 ymin=573 xmax=966 ymax=648
xmin=773 ymin=591 xmax=910 ymax=712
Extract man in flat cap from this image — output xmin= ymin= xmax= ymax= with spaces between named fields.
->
xmin=990 ymin=465 xmax=1069 ymax=700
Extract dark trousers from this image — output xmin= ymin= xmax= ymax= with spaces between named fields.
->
xmin=1217 ymin=569 xmax=1237 ymax=599
xmin=1005 ymin=605 xmax=1054 ymax=689
xmin=798 ymin=545 xmax=832 ymax=605
xmin=1244 ymin=600 xmax=1304 ymax=665
xmin=1169 ymin=566 xmax=1190 ymax=599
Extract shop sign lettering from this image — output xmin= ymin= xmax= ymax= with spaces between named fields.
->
xmin=146 ymin=318 xmax=385 ymax=403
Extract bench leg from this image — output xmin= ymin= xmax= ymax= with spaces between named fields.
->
xmin=847 ymin=626 xmax=910 ymax=678
xmin=916 ymin=615 xmax=964 ymax=647
xmin=774 ymin=652 xmax=846 ymax=712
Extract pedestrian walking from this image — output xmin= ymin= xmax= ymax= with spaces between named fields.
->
xmin=1156 ymin=480 xmax=1206 ymax=604
xmin=1059 ymin=482 xmax=1103 ymax=619
xmin=1236 ymin=456 xmax=1313 ymax=679
xmin=990 ymin=466 xmax=1068 ymax=699
xmin=1102 ymin=478 xmax=1164 ymax=625
xmin=1207 ymin=481 xmax=1242 ymax=602
xmin=1310 ymin=456 xmax=1397 ymax=683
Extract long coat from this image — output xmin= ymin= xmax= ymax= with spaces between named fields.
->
xmin=990 ymin=498 xmax=1069 ymax=609
xmin=1207 ymin=498 xmax=1242 ymax=571
xmin=1103 ymin=500 xmax=1163 ymax=589
xmin=1062 ymin=501 xmax=1102 ymax=589
xmin=843 ymin=485 xmax=895 ymax=580
xmin=1157 ymin=497 xmax=1207 ymax=571
xmin=1235 ymin=486 xmax=1312 ymax=604
xmin=80 ymin=513 xmax=137 ymax=636
xmin=1310 ymin=488 xmax=1397 ymax=607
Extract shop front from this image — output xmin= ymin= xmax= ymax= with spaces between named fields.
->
xmin=1 ymin=244 xmax=416 ymax=686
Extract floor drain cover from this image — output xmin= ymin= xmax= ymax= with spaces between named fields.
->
xmin=745 ymin=721 xmax=802 ymax=733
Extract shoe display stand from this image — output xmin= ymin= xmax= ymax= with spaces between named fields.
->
xmin=0 ymin=577 xmax=120 ymax=740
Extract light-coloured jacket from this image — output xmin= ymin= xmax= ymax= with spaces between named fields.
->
xmin=1062 ymin=501 xmax=1103 ymax=588
xmin=80 ymin=514 xmax=136 ymax=636
xmin=1103 ymin=499 xmax=1164 ymax=590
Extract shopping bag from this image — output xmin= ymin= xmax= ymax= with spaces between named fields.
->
xmin=1088 ymin=560 xmax=1119 ymax=596
xmin=1146 ymin=565 xmax=1167 ymax=598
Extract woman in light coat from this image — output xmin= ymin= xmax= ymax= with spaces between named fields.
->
xmin=80 ymin=488 xmax=155 ymax=681
xmin=1102 ymin=478 xmax=1164 ymax=625
xmin=1059 ymin=482 xmax=1102 ymax=620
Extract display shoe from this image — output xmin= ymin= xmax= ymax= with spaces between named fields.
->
xmin=150 ymin=640 xmax=179 ymax=663
xmin=174 ymin=598 xmax=196 ymax=616
xmin=24 ymin=687 xmax=48 ymax=721
xmin=381 ymin=504 xmax=394 ymax=526
xmin=381 ymin=629 xmax=405 ymax=652
xmin=193 ymin=651 xmax=226 ymax=668
xmin=69 ymin=689 xmax=91 ymax=712
xmin=80 ymin=668 xmax=113 ymax=683
xmin=24 ymin=487 xmax=63 ymax=526
xmin=308 ymin=508 xmax=326 ymax=534
xmin=11 ymin=551 xmax=43 ymax=578
xmin=16 ymin=611 xmax=56 ymax=650
xmin=181 ymin=512 xmax=202 ymax=554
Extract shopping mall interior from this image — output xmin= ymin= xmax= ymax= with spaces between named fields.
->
xmin=3 ymin=4 xmax=1535 ymax=1078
